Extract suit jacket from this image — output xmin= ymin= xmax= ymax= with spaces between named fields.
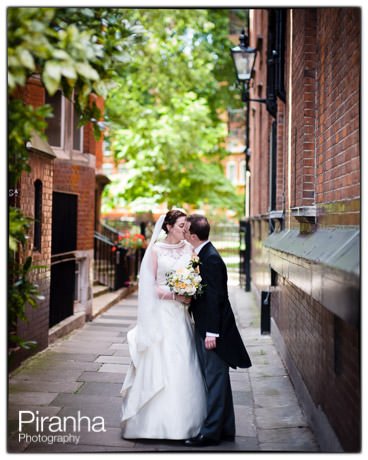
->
xmin=190 ymin=242 xmax=252 ymax=369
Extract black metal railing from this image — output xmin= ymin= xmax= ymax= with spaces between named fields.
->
xmin=239 ymin=219 xmax=251 ymax=291
xmin=94 ymin=232 xmax=129 ymax=290
xmin=94 ymin=231 xmax=144 ymax=291
xmin=100 ymin=223 xmax=121 ymax=243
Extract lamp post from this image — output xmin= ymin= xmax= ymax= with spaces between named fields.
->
xmin=231 ymin=29 xmax=257 ymax=292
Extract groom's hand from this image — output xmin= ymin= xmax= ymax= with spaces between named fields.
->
xmin=205 ymin=336 xmax=217 ymax=350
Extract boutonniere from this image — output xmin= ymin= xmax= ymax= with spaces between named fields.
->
xmin=188 ymin=255 xmax=201 ymax=271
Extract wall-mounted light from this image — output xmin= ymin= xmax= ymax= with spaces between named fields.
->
xmin=230 ymin=29 xmax=267 ymax=104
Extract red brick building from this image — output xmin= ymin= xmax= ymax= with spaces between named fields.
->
xmin=14 ymin=76 xmax=104 ymax=363
xmin=246 ymin=8 xmax=360 ymax=452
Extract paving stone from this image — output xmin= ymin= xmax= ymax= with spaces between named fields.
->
xmin=73 ymin=426 xmax=134 ymax=447
xmin=109 ymin=343 xmax=130 ymax=350
xmin=76 ymin=382 xmax=122 ymax=397
xmin=86 ymin=322 xmax=129 ymax=330
xmin=25 ymin=360 xmax=101 ymax=372
xmin=10 ymin=369 xmax=84 ymax=382
xmin=9 ymin=392 xmax=59 ymax=406
xmin=234 ymin=405 xmax=257 ymax=437
xmin=78 ymin=371 xmax=125 ymax=384
xmin=103 ymin=314 xmax=137 ymax=320
xmin=56 ymin=404 xmax=122 ymax=428
xmin=249 ymin=364 xmax=288 ymax=378
xmin=232 ymin=390 xmax=253 ymax=406
xmin=258 ymin=426 xmax=319 ymax=451
xmin=8 ymin=405 xmax=62 ymax=421
xmin=51 ymin=346 xmax=116 ymax=355
xmin=93 ymin=318 xmax=134 ymax=326
xmin=260 ymin=441 xmax=319 ymax=452
xmin=38 ymin=352 xmax=99 ymax=362
xmin=9 ymin=381 xmax=83 ymax=394
xmin=98 ymin=363 xmax=130 ymax=374
xmin=95 ymin=355 xmax=131 ymax=364
xmin=255 ymin=405 xmax=308 ymax=430
xmin=252 ymin=375 xmax=295 ymax=394
xmin=229 ymin=378 xmax=251 ymax=391
xmin=72 ymin=333 xmax=123 ymax=341
xmin=51 ymin=393 xmax=122 ymax=409
xmin=24 ymin=443 xmax=126 ymax=453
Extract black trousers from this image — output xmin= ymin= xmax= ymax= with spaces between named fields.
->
xmin=194 ymin=331 xmax=235 ymax=441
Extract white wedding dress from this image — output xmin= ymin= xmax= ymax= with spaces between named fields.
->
xmin=120 ymin=239 xmax=207 ymax=439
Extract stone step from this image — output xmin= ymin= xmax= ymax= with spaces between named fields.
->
xmin=93 ymin=284 xmax=110 ymax=298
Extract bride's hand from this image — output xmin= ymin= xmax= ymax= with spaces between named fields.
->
xmin=175 ymin=294 xmax=191 ymax=305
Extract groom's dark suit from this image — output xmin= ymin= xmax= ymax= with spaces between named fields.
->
xmin=189 ymin=241 xmax=251 ymax=442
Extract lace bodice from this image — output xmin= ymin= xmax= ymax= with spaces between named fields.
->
xmin=154 ymin=240 xmax=193 ymax=287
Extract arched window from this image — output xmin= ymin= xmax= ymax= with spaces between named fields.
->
xmin=34 ymin=180 xmax=42 ymax=251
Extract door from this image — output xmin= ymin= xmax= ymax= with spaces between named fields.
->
xmin=49 ymin=192 xmax=77 ymax=327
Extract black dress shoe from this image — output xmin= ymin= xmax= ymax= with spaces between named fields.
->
xmin=221 ymin=434 xmax=235 ymax=442
xmin=184 ymin=434 xmax=219 ymax=447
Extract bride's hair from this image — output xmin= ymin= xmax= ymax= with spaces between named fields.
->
xmin=162 ymin=209 xmax=186 ymax=233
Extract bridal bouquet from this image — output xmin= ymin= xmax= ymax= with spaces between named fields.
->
xmin=166 ymin=257 xmax=204 ymax=298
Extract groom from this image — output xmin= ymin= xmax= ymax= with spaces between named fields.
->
xmin=184 ymin=214 xmax=252 ymax=447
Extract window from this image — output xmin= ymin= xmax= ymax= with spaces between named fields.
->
xmin=269 ymin=121 xmax=277 ymax=210
xmin=102 ymin=163 xmax=113 ymax=176
xmin=45 ymin=90 xmax=84 ymax=152
xmin=45 ymin=91 xmax=64 ymax=147
xmin=227 ymin=162 xmax=237 ymax=184
xmin=72 ymin=103 xmax=84 ymax=151
xmin=239 ymin=160 xmax=246 ymax=185
xmin=33 ymin=180 xmax=42 ymax=251
xmin=266 ymin=8 xmax=286 ymax=116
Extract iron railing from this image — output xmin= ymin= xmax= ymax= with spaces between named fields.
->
xmin=94 ymin=231 xmax=144 ymax=291
xmin=100 ymin=223 xmax=121 ymax=243
xmin=94 ymin=232 xmax=129 ymax=290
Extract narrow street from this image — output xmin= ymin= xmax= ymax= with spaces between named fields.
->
xmin=8 ymin=285 xmax=319 ymax=453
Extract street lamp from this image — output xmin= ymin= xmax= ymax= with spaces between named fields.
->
xmin=230 ymin=29 xmax=267 ymax=104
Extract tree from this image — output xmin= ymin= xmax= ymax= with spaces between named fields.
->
xmin=104 ymin=9 xmax=245 ymax=214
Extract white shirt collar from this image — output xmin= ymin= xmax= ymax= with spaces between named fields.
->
xmin=195 ymin=240 xmax=210 ymax=254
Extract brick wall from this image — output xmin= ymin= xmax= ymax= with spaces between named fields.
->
xmin=315 ymin=9 xmax=360 ymax=219
xmin=276 ymin=100 xmax=285 ymax=211
xmin=272 ymin=277 xmax=360 ymax=452
xmin=53 ymin=161 xmax=95 ymax=251
xmin=249 ymin=8 xmax=361 ymax=451
xmin=291 ymin=9 xmax=317 ymax=207
xmin=17 ymin=152 xmax=54 ymax=358
xmin=24 ymin=76 xmax=44 ymax=108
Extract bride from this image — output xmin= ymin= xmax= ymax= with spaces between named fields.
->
xmin=120 ymin=210 xmax=207 ymax=440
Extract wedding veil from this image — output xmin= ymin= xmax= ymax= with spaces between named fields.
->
xmin=134 ymin=214 xmax=165 ymax=352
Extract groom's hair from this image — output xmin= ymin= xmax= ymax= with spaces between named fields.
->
xmin=187 ymin=214 xmax=210 ymax=241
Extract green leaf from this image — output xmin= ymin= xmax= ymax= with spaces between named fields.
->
xmin=76 ymin=62 xmax=99 ymax=81
xmin=42 ymin=60 xmax=62 ymax=94
xmin=60 ymin=61 xmax=77 ymax=79
xmin=44 ymin=60 xmax=62 ymax=81
xmin=42 ymin=71 xmax=59 ymax=95
xmin=16 ymin=48 xmax=35 ymax=70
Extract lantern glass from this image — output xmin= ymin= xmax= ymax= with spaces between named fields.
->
xmin=231 ymin=46 xmax=256 ymax=82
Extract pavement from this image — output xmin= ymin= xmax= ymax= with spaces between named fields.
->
xmin=7 ymin=283 xmax=320 ymax=453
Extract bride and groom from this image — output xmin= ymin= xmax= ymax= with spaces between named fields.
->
xmin=120 ymin=210 xmax=251 ymax=447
